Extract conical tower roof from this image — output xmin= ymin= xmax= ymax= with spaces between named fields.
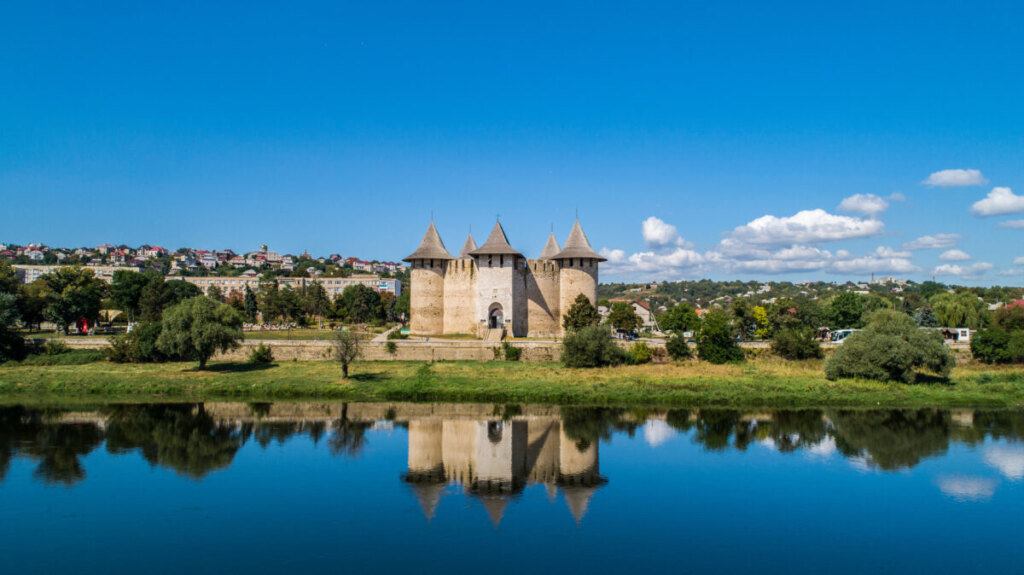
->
xmin=539 ymin=232 xmax=561 ymax=259
xmin=469 ymin=222 xmax=522 ymax=257
xmin=403 ymin=222 xmax=454 ymax=262
xmin=480 ymin=495 xmax=510 ymax=528
xmin=553 ymin=220 xmax=606 ymax=261
xmin=457 ymin=234 xmax=477 ymax=259
xmin=562 ymin=486 xmax=598 ymax=525
xmin=408 ymin=482 xmax=446 ymax=521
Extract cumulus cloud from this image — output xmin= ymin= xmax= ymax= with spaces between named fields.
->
xmin=599 ymin=246 xmax=705 ymax=278
xmin=970 ymin=187 xmax=1024 ymax=216
xmin=984 ymin=446 xmax=1024 ymax=481
xmin=889 ymin=192 xmax=907 ymax=202
xmin=903 ymin=233 xmax=963 ymax=250
xmin=641 ymin=216 xmax=691 ymax=250
xmin=997 ymin=269 xmax=1024 ymax=277
xmin=714 ymin=244 xmax=833 ymax=275
xmin=643 ymin=420 xmax=677 ymax=448
xmin=939 ymin=249 xmax=972 ymax=262
xmin=838 ymin=193 xmax=889 ymax=216
xmin=827 ymin=246 xmax=920 ymax=274
xmin=922 ymin=169 xmax=987 ymax=187
xmin=997 ymin=219 xmax=1024 ymax=229
xmin=1015 ymin=257 xmax=1024 ymax=265
xmin=936 ymin=475 xmax=998 ymax=501
xmin=933 ymin=262 xmax=994 ymax=278
xmin=727 ymin=209 xmax=884 ymax=247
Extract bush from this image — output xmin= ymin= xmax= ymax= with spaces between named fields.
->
xmin=385 ymin=341 xmax=398 ymax=355
xmin=502 ymin=341 xmax=522 ymax=362
xmin=825 ymin=310 xmax=954 ymax=383
xmin=971 ymin=328 xmax=1024 ymax=364
xmin=770 ymin=328 xmax=824 ymax=360
xmin=387 ymin=329 xmax=409 ymax=340
xmin=627 ymin=342 xmax=652 ymax=365
xmin=665 ymin=335 xmax=691 ymax=360
xmin=249 ymin=343 xmax=274 ymax=364
xmin=104 ymin=322 xmax=168 ymax=363
xmin=697 ymin=309 xmax=744 ymax=364
xmin=561 ymin=325 xmax=627 ymax=368
xmin=42 ymin=340 xmax=69 ymax=355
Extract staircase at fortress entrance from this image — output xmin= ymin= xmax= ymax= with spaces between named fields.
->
xmin=484 ymin=328 xmax=505 ymax=342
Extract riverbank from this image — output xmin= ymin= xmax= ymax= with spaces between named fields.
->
xmin=1 ymin=359 xmax=1022 ymax=407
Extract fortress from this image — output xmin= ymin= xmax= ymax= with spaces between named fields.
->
xmin=403 ymin=220 xmax=605 ymax=338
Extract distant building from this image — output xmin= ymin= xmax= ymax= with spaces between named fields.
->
xmin=183 ymin=274 xmax=401 ymax=297
xmin=13 ymin=264 xmax=142 ymax=284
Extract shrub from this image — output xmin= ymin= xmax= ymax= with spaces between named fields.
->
xmin=19 ymin=349 xmax=104 ymax=366
xmin=665 ymin=335 xmax=691 ymax=360
xmin=971 ymin=328 xmax=1024 ymax=364
xmin=387 ymin=329 xmax=409 ymax=340
xmin=825 ymin=310 xmax=954 ymax=383
xmin=627 ymin=342 xmax=652 ymax=365
xmin=249 ymin=342 xmax=274 ymax=364
xmin=561 ymin=325 xmax=627 ymax=368
xmin=103 ymin=322 xmax=168 ymax=363
xmin=770 ymin=328 xmax=824 ymax=360
xmin=697 ymin=309 xmax=744 ymax=364
xmin=42 ymin=340 xmax=70 ymax=355
xmin=502 ymin=341 xmax=522 ymax=362
xmin=385 ymin=341 xmax=398 ymax=355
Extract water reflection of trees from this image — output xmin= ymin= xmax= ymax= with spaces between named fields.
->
xmin=0 ymin=406 xmax=102 ymax=485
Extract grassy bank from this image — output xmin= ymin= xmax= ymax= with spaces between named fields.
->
xmin=1 ymin=358 xmax=1023 ymax=407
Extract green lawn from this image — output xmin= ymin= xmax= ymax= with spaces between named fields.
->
xmin=1 ymin=357 xmax=1022 ymax=408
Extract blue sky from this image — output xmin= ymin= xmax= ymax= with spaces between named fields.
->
xmin=2 ymin=1 xmax=1023 ymax=284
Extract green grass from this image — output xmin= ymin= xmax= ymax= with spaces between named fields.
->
xmin=0 ymin=357 xmax=1022 ymax=407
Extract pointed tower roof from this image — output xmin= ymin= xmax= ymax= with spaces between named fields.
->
xmin=403 ymin=222 xmax=454 ymax=262
xmin=457 ymin=234 xmax=477 ymax=259
xmin=408 ymin=482 xmax=446 ymax=521
xmin=552 ymin=220 xmax=606 ymax=261
xmin=480 ymin=496 xmax=510 ymax=528
xmin=562 ymin=486 xmax=598 ymax=525
xmin=469 ymin=222 xmax=522 ymax=257
xmin=539 ymin=232 xmax=561 ymax=260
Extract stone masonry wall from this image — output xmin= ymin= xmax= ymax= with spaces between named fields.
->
xmin=409 ymin=261 xmax=446 ymax=335
xmin=443 ymin=259 xmax=478 ymax=335
xmin=525 ymin=260 xmax=561 ymax=337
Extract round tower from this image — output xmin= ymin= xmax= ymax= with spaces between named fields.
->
xmin=403 ymin=222 xmax=453 ymax=335
xmin=552 ymin=221 xmax=605 ymax=332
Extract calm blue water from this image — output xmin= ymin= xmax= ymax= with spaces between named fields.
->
xmin=1 ymin=403 xmax=1022 ymax=574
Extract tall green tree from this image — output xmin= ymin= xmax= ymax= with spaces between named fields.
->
xmin=303 ymin=281 xmax=330 ymax=326
xmin=659 ymin=303 xmax=700 ymax=333
xmin=243 ymin=285 xmax=258 ymax=322
xmin=0 ymin=293 xmax=25 ymax=362
xmin=110 ymin=270 xmax=156 ymax=322
xmin=930 ymin=292 xmax=990 ymax=330
xmin=697 ymin=308 xmax=744 ymax=364
xmin=139 ymin=276 xmax=199 ymax=322
xmin=155 ymin=296 xmax=243 ymax=369
xmin=914 ymin=305 xmax=939 ymax=328
xmin=0 ymin=260 xmax=18 ymax=295
xmin=16 ymin=280 xmax=48 ymax=331
xmin=41 ymin=267 xmax=106 ymax=334
xmin=339 ymin=284 xmax=382 ymax=324
xmin=562 ymin=293 xmax=601 ymax=331
xmin=608 ymin=302 xmax=641 ymax=332
xmin=206 ymin=285 xmax=224 ymax=303
xmin=825 ymin=292 xmax=865 ymax=329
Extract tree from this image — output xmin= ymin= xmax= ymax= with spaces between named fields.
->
xmin=207 ymin=285 xmax=224 ymax=303
xmin=752 ymin=306 xmax=770 ymax=339
xmin=138 ymin=276 xmax=199 ymax=322
xmin=731 ymin=298 xmax=756 ymax=339
xmin=243 ymin=285 xmax=258 ymax=322
xmin=659 ymin=303 xmax=700 ymax=333
xmin=303 ymin=281 xmax=331 ymax=326
xmin=394 ymin=291 xmax=410 ymax=323
xmin=0 ymin=260 xmax=17 ymax=295
xmin=665 ymin=335 xmax=691 ymax=360
xmin=41 ymin=267 xmax=106 ymax=334
xmin=825 ymin=292 xmax=865 ymax=329
xmin=994 ymin=305 xmax=1024 ymax=331
xmin=339 ymin=284 xmax=382 ymax=324
xmin=0 ymin=293 xmax=25 ymax=362
xmin=608 ymin=302 xmax=641 ymax=332
xmin=562 ymin=293 xmax=600 ymax=331
xmin=697 ymin=309 xmax=744 ymax=364
xmin=770 ymin=327 xmax=823 ymax=360
xmin=257 ymin=274 xmax=282 ymax=322
xmin=825 ymin=310 xmax=954 ymax=383
xmin=930 ymin=292 xmax=990 ymax=330
xmin=332 ymin=330 xmax=362 ymax=378
xmin=561 ymin=325 xmax=627 ymax=368
xmin=914 ymin=305 xmax=939 ymax=328
xmin=155 ymin=296 xmax=243 ymax=369
xmin=110 ymin=270 xmax=156 ymax=322
xmin=16 ymin=280 xmax=48 ymax=331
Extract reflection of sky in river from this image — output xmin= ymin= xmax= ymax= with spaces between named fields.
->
xmin=1 ymin=406 xmax=1023 ymax=574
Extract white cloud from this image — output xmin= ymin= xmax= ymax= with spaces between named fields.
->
xmin=998 ymin=269 xmax=1024 ymax=277
xmin=641 ymin=216 xmax=691 ymax=250
xmin=936 ymin=475 xmax=997 ymax=501
xmin=888 ymin=192 xmax=907 ymax=202
xmin=720 ymin=244 xmax=833 ymax=274
xmin=643 ymin=420 xmax=676 ymax=448
xmin=922 ymin=169 xmax=987 ymax=187
xmin=1015 ymin=257 xmax=1024 ymax=265
xmin=903 ymin=233 xmax=963 ymax=250
xmin=827 ymin=246 xmax=920 ymax=274
xmin=600 ymin=246 xmax=706 ymax=278
xmin=984 ymin=446 xmax=1024 ymax=481
xmin=933 ymin=262 xmax=994 ymax=278
xmin=998 ymin=219 xmax=1024 ymax=229
xmin=939 ymin=249 xmax=972 ymax=262
xmin=838 ymin=193 xmax=889 ymax=216
xmin=971 ymin=187 xmax=1024 ymax=217
xmin=727 ymin=209 xmax=884 ymax=247
xmin=805 ymin=437 xmax=837 ymax=460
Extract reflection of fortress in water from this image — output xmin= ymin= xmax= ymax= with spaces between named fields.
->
xmin=403 ymin=419 xmax=606 ymax=525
